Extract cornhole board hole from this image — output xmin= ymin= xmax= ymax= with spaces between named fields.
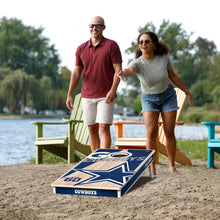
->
xmin=51 ymin=149 xmax=154 ymax=197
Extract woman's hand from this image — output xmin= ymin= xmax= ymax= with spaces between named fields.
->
xmin=117 ymin=70 xmax=126 ymax=81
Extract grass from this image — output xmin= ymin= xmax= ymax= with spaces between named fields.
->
xmin=29 ymin=151 xmax=67 ymax=164
xmin=29 ymin=139 xmax=220 ymax=166
xmin=177 ymin=139 xmax=210 ymax=160
xmin=176 ymin=138 xmax=220 ymax=168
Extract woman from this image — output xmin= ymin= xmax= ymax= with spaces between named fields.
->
xmin=118 ymin=31 xmax=194 ymax=174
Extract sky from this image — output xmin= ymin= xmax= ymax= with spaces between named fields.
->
xmin=1 ymin=0 xmax=220 ymax=72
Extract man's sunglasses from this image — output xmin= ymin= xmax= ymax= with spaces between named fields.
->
xmin=89 ymin=24 xmax=104 ymax=29
xmin=138 ymin=40 xmax=152 ymax=45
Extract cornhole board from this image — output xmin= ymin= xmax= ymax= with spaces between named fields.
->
xmin=51 ymin=149 xmax=154 ymax=197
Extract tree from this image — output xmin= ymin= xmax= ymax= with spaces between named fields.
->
xmin=0 ymin=17 xmax=60 ymax=85
xmin=0 ymin=69 xmax=37 ymax=113
xmin=192 ymin=37 xmax=217 ymax=82
xmin=190 ymin=80 xmax=213 ymax=106
xmin=207 ymin=53 xmax=220 ymax=83
xmin=54 ymin=66 xmax=83 ymax=110
xmin=38 ymin=76 xmax=55 ymax=111
xmin=193 ymin=37 xmax=217 ymax=61
xmin=174 ymin=52 xmax=196 ymax=88
xmin=211 ymin=85 xmax=220 ymax=110
xmin=132 ymin=94 xmax=142 ymax=114
xmin=157 ymin=20 xmax=193 ymax=62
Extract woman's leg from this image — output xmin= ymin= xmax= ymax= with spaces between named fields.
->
xmin=143 ymin=111 xmax=160 ymax=175
xmin=161 ymin=110 xmax=179 ymax=174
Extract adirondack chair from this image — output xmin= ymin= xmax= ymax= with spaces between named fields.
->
xmin=113 ymin=88 xmax=192 ymax=166
xmin=31 ymin=93 xmax=91 ymax=164
xmin=201 ymin=122 xmax=220 ymax=168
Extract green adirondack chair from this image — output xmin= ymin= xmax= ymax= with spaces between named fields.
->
xmin=31 ymin=93 xmax=91 ymax=164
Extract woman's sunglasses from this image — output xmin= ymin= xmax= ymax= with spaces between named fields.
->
xmin=138 ymin=40 xmax=152 ymax=45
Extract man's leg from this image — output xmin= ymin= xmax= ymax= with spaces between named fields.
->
xmin=99 ymin=123 xmax=111 ymax=149
xmin=96 ymin=98 xmax=114 ymax=149
xmin=82 ymin=98 xmax=100 ymax=152
xmin=88 ymin=124 xmax=100 ymax=152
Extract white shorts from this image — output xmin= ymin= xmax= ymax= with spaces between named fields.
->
xmin=82 ymin=98 xmax=115 ymax=126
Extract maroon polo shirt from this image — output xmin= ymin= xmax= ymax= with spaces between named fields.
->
xmin=75 ymin=37 xmax=122 ymax=98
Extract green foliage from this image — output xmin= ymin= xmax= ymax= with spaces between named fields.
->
xmin=0 ymin=17 xmax=60 ymax=84
xmin=174 ymin=52 xmax=195 ymax=88
xmin=39 ymin=76 xmax=55 ymax=110
xmin=180 ymin=107 xmax=220 ymax=123
xmin=157 ymin=20 xmax=193 ymax=61
xmin=132 ymin=94 xmax=142 ymax=113
xmin=193 ymin=37 xmax=217 ymax=60
xmin=0 ymin=69 xmax=38 ymax=113
xmin=208 ymin=53 xmax=220 ymax=82
xmin=190 ymin=80 xmax=213 ymax=106
xmin=211 ymin=85 xmax=220 ymax=110
xmin=0 ymin=17 xmax=83 ymax=114
xmin=115 ymin=95 xmax=126 ymax=107
xmin=1 ymin=17 xmax=219 ymax=117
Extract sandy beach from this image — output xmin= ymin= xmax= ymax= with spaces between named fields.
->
xmin=0 ymin=158 xmax=219 ymax=220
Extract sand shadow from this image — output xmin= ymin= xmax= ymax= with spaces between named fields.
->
xmin=127 ymin=175 xmax=155 ymax=194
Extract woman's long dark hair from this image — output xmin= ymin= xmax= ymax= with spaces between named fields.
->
xmin=135 ymin=31 xmax=170 ymax=58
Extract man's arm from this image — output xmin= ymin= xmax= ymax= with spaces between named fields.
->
xmin=66 ymin=66 xmax=83 ymax=111
xmin=105 ymin=63 xmax=122 ymax=104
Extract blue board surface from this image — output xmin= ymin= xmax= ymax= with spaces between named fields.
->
xmin=51 ymin=149 xmax=154 ymax=197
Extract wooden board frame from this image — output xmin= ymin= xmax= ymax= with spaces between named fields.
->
xmin=51 ymin=149 xmax=154 ymax=197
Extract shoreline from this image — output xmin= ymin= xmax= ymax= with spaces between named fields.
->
xmin=0 ymin=114 xmax=66 ymax=119
xmin=0 ymin=114 xmax=203 ymax=125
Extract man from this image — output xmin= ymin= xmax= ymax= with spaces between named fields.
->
xmin=66 ymin=16 xmax=122 ymax=152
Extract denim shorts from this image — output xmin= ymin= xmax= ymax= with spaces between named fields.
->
xmin=141 ymin=84 xmax=179 ymax=113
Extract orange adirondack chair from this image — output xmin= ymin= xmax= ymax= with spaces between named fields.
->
xmin=113 ymin=88 xmax=192 ymax=166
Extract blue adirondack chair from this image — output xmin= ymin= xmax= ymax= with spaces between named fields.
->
xmin=31 ymin=93 xmax=91 ymax=164
xmin=201 ymin=122 xmax=220 ymax=168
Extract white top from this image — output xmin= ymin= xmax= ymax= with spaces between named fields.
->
xmin=129 ymin=55 xmax=173 ymax=94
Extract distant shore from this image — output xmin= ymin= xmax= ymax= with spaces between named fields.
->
xmin=2 ymin=114 xmax=220 ymax=132
xmin=0 ymin=114 xmax=66 ymax=119
xmin=0 ymin=114 xmax=205 ymax=125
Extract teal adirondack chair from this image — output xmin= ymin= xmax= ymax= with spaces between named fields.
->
xmin=201 ymin=122 xmax=220 ymax=168
xmin=31 ymin=93 xmax=91 ymax=164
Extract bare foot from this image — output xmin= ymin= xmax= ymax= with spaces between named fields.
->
xmin=169 ymin=166 xmax=180 ymax=174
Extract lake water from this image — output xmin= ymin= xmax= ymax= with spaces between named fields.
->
xmin=0 ymin=118 xmax=219 ymax=166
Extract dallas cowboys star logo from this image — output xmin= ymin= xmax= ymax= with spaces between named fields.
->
xmin=61 ymin=161 xmax=135 ymax=187
xmin=74 ymin=161 xmax=134 ymax=186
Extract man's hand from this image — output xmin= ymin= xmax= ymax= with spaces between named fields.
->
xmin=66 ymin=96 xmax=73 ymax=111
xmin=105 ymin=91 xmax=117 ymax=104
